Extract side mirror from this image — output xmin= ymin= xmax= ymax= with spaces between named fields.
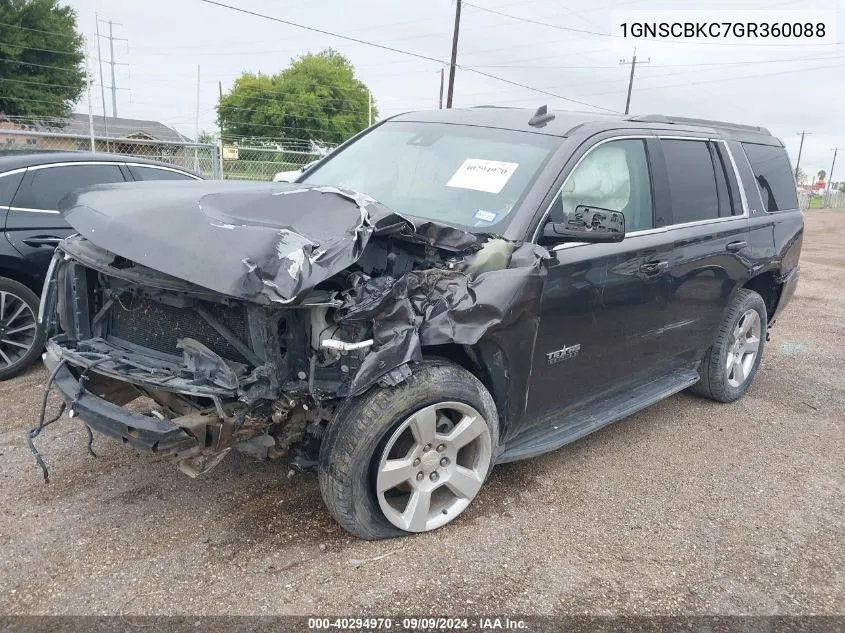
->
xmin=542 ymin=205 xmax=626 ymax=244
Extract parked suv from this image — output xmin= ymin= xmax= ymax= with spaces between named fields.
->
xmin=36 ymin=109 xmax=802 ymax=539
xmin=0 ymin=152 xmax=201 ymax=379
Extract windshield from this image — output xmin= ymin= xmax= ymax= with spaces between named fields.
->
xmin=300 ymin=120 xmax=559 ymax=232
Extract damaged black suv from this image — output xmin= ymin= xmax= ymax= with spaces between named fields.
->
xmin=36 ymin=108 xmax=802 ymax=539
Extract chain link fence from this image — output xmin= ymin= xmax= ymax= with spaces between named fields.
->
xmin=0 ymin=129 xmax=336 ymax=182
xmin=0 ymin=128 xmax=221 ymax=179
xmin=220 ymin=138 xmax=332 ymax=181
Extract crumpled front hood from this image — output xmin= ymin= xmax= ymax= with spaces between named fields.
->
xmin=59 ymin=180 xmax=478 ymax=304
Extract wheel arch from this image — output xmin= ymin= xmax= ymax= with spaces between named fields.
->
xmin=0 ymin=257 xmax=43 ymax=295
xmin=422 ymin=342 xmax=511 ymax=438
xmin=742 ymin=268 xmax=783 ymax=322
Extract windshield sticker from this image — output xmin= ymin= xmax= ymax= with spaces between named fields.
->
xmin=446 ymin=159 xmax=519 ymax=194
xmin=473 ymin=210 xmax=498 ymax=223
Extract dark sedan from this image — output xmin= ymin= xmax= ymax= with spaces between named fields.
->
xmin=0 ymin=152 xmax=201 ymax=379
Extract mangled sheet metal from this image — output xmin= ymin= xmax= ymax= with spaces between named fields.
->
xmin=58 ymin=179 xmax=550 ymax=395
xmin=35 ymin=178 xmax=554 ymax=482
xmin=339 ymin=241 xmax=549 ymax=395
xmin=59 ymin=180 xmax=479 ymax=306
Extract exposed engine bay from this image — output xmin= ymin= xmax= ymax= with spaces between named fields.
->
xmin=33 ymin=181 xmax=549 ymax=479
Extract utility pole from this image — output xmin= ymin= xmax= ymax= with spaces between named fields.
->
xmin=368 ymin=89 xmax=373 ymax=127
xmin=794 ymin=130 xmax=811 ymax=181
xmin=108 ymin=21 xmax=117 ymax=116
xmin=194 ymin=65 xmax=201 ymax=172
xmin=84 ymin=40 xmax=95 ymax=152
xmin=439 ymin=67 xmax=445 ymax=109
xmin=826 ymin=147 xmax=839 ymax=197
xmin=96 ymin=17 xmax=128 ymax=118
xmin=619 ymin=47 xmax=650 ymax=115
xmin=218 ymin=81 xmax=225 ymax=178
xmin=94 ymin=14 xmax=109 ymax=148
xmin=446 ymin=0 xmax=462 ymax=108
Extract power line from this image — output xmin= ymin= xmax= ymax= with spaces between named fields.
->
xmin=0 ymin=21 xmax=75 ymax=38
xmin=197 ymin=0 xmax=616 ymax=113
xmin=0 ymin=40 xmax=81 ymax=56
xmin=471 ymin=51 xmax=845 ymax=70
xmin=197 ymin=0 xmax=447 ymax=65
xmin=578 ymin=58 xmax=845 ymax=97
xmin=0 ymin=57 xmax=82 ymax=72
xmin=1 ymin=96 xmax=68 ymax=105
xmin=0 ymin=77 xmax=78 ymax=89
xmin=459 ymin=51 xmax=845 ymax=102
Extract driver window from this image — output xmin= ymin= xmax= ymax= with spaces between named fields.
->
xmin=550 ymin=139 xmax=654 ymax=233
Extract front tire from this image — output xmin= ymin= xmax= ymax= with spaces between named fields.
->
xmin=0 ymin=278 xmax=44 ymax=381
xmin=318 ymin=360 xmax=499 ymax=540
xmin=689 ymin=288 xmax=767 ymax=403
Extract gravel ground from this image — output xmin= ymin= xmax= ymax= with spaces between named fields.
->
xmin=0 ymin=210 xmax=842 ymax=616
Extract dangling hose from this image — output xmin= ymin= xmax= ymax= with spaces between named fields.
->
xmin=26 ymin=356 xmax=111 ymax=483
xmin=26 ymin=359 xmax=69 ymax=484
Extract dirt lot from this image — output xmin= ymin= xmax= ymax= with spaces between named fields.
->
xmin=0 ymin=210 xmax=842 ymax=616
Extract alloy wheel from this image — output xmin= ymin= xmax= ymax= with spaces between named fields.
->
xmin=0 ymin=290 xmax=38 ymax=372
xmin=726 ymin=309 xmax=761 ymax=388
xmin=375 ymin=401 xmax=492 ymax=533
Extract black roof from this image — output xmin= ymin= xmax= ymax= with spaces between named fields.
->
xmin=391 ymin=107 xmax=778 ymax=143
xmin=0 ymin=151 xmax=196 ymax=173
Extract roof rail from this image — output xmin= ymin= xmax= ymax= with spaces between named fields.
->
xmin=626 ymin=114 xmax=771 ymax=135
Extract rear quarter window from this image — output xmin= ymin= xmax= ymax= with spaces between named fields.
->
xmin=0 ymin=171 xmax=25 ymax=206
xmin=740 ymin=143 xmax=799 ymax=212
xmin=128 ymin=165 xmax=198 ymax=181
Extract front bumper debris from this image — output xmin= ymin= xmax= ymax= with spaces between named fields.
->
xmin=43 ymin=346 xmax=199 ymax=454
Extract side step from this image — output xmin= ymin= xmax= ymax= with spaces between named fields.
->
xmin=497 ymin=368 xmax=700 ymax=463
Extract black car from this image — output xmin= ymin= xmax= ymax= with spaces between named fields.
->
xmin=0 ymin=152 xmax=201 ymax=379
xmin=35 ymin=108 xmax=802 ymax=540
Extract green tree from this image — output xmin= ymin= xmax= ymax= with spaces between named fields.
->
xmin=0 ymin=0 xmax=86 ymax=119
xmin=197 ymin=130 xmax=218 ymax=144
xmin=817 ymin=169 xmax=826 ymax=182
xmin=217 ymin=49 xmax=376 ymax=145
xmin=795 ymin=168 xmax=807 ymax=185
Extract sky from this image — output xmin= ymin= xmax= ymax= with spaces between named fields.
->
xmin=63 ymin=0 xmax=845 ymax=181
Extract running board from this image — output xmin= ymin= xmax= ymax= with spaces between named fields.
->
xmin=497 ymin=369 xmax=700 ymax=464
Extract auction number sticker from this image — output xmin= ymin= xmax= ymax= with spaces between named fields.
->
xmin=309 ymin=618 xmax=394 ymax=629
xmin=447 ymin=159 xmax=519 ymax=194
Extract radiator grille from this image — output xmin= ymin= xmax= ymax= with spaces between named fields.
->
xmin=109 ymin=296 xmax=250 ymax=364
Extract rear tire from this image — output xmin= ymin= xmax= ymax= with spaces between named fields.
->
xmin=318 ymin=360 xmax=499 ymax=540
xmin=0 ymin=278 xmax=44 ymax=381
xmin=689 ymin=288 xmax=767 ymax=403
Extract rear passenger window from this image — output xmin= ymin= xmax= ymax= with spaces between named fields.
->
xmin=14 ymin=164 xmax=125 ymax=211
xmin=129 ymin=166 xmax=197 ymax=181
xmin=661 ymin=139 xmax=720 ymax=224
xmin=741 ymin=143 xmax=799 ymax=212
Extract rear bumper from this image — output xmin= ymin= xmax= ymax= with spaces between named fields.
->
xmin=44 ymin=345 xmax=199 ymax=454
xmin=771 ymin=265 xmax=800 ymax=325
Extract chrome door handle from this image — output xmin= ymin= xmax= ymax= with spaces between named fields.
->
xmin=22 ymin=236 xmax=64 ymax=248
